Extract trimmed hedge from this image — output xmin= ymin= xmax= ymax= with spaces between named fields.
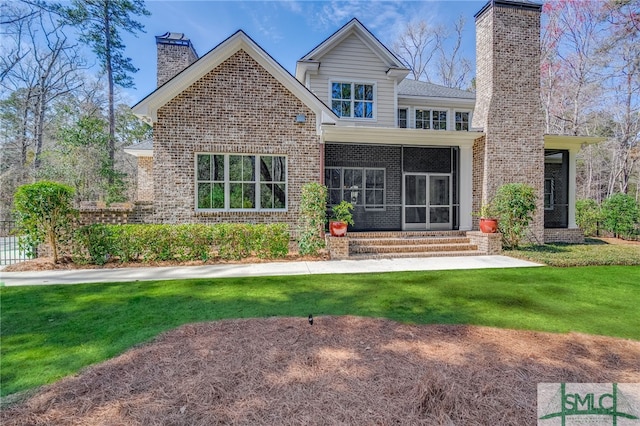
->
xmin=72 ymin=223 xmax=289 ymax=265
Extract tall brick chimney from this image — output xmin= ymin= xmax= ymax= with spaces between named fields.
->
xmin=156 ymin=32 xmax=198 ymax=87
xmin=472 ymin=0 xmax=545 ymax=243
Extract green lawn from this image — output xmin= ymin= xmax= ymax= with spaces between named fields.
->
xmin=1 ymin=266 xmax=639 ymax=397
xmin=508 ymin=238 xmax=640 ymax=266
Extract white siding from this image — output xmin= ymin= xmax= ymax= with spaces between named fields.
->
xmin=308 ymin=33 xmax=396 ymax=127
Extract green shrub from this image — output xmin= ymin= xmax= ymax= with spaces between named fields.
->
xmin=213 ymin=223 xmax=253 ymax=260
xmin=601 ymin=193 xmax=639 ymax=238
xmin=576 ymin=199 xmax=601 ymax=237
xmin=13 ymin=181 xmax=78 ymax=262
xmin=253 ymin=223 xmax=289 ymax=259
xmin=494 ymin=183 xmax=537 ymax=249
xmin=72 ymin=224 xmax=113 ymax=265
xmin=70 ymin=223 xmax=288 ymax=264
xmin=298 ymin=182 xmax=328 ymax=256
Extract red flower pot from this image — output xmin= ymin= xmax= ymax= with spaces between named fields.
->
xmin=479 ymin=218 xmax=498 ymax=233
xmin=329 ymin=221 xmax=348 ymax=237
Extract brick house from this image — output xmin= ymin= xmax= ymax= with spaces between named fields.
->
xmin=127 ymin=0 xmax=601 ymax=246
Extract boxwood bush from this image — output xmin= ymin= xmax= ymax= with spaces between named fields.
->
xmin=72 ymin=223 xmax=289 ymax=264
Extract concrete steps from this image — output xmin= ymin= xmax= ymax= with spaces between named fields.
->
xmin=346 ymin=231 xmax=480 ymax=259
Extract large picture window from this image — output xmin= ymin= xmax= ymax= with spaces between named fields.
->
xmin=196 ymin=154 xmax=286 ymax=211
xmin=331 ymin=82 xmax=374 ymax=119
xmin=325 ymin=167 xmax=385 ymax=210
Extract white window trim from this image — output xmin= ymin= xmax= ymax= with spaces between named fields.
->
xmin=397 ymin=106 xmax=409 ymax=128
xmin=454 ymin=110 xmax=472 ymax=132
xmin=195 ymin=153 xmax=288 ymax=212
xmin=414 ymin=108 xmax=449 ymax=131
xmin=328 ymin=79 xmax=377 ymax=121
xmin=325 ymin=166 xmax=386 ymax=211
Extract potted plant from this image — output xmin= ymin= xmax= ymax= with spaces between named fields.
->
xmin=329 ymin=200 xmax=354 ymax=237
xmin=477 ymin=202 xmax=499 ymax=233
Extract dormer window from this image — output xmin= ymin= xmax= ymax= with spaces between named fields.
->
xmin=331 ymin=82 xmax=375 ymax=119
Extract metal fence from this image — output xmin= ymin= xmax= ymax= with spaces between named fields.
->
xmin=0 ymin=220 xmax=35 ymax=267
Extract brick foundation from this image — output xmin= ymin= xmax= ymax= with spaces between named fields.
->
xmin=78 ymin=203 xmax=134 ymax=225
xmin=326 ymin=235 xmax=349 ymax=259
xmin=543 ymin=228 xmax=584 ymax=244
xmin=467 ymin=231 xmax=502 ymax=255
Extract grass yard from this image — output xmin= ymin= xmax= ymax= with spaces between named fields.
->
xmin=508 ymin=238 xmax=640 ymax=266
xmin=1 ymin=265 xmax=638 ymax=397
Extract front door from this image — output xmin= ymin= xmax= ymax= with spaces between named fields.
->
xmin=403 ymin=173 xmax=452 ymax=230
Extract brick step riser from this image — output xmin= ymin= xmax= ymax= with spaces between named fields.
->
xmin=349 ymin=251 xmax=484 ymax=260
xmin=350 ymin=238 xmax=471 ymax=247
xmin=351 ymin=244 xmax=478 ymax=254
xmin=347 ymin=231 xmax=466 ymax=239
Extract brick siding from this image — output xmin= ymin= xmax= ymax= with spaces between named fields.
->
xmin=157 ymin=42 xmax=198 ymax=87
xmin=473 ymin=2 xmax=545 ymax=244
xmin=136 ymin=156 xmax=154 ymax=202
xmin=544 ymin=228 xmax=584 ymax=244
xmin=152 ymin=49 xmax=320 ymax=230
xmin=472 ymin=135 xmax=486 ymax=231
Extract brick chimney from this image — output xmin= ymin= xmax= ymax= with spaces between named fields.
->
xmin=156 ymin=32 xmax=198 ymax=87
xmin=472 ymin=0 xmax=545 ymax=243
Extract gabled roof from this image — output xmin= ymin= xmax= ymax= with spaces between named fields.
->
xmin=132 ymin=30 xmax=337 ymax=128
xmin=296 ymin=18 xmax=409 ymax=82
xmin=398 ymin=79 xmax=476 ymax=100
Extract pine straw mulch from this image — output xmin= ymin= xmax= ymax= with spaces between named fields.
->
xmin=2 ymin=316 xmax=639 ymax=425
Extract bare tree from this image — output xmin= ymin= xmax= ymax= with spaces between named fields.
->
xmin=435 ymin=15 xmax=472 ymax=89
xmin=2 ymin=6 xmax=85 ymax=171
xmin=601 ymin=0 xmax=640 ymax=195
xmin=392 ymin=17 xmax=472 ymax=89
xmin=540 ymin=0 xmax=605 ymax=136
xmin=0 ymin=1 xmax=38 ymax=81
xmin=392 ymin=20 xmax=442 ymax=81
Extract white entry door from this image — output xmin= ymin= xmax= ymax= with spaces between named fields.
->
xmin=403 ymin=174 xmax=452 ymax=230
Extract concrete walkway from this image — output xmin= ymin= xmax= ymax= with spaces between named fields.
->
xmin=0 ymin=255 xmax=541 ymax=286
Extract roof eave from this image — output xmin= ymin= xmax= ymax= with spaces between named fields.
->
xmin=544 ymin=134 xmax=606 ymax=149
xmin=397 ymin=94 xmax=476 ymax=106
xmin=132 ymin=30 xmax=337 ymax=130
xmin=124 ymin=147 xmax=154 ymax=157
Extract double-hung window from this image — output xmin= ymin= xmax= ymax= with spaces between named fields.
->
xmin=433 ymin=110 xmax=447 ymax=130
xmin=325 ymin=167 xmax=385 ymax=210
xmin=196 ymin=154 xmax=287 ymax=211
xmin=416 ymin=109 xmax=448 ymax=130
xmin=455 ymin=112 xmax=470 ymax=131
xmin=398 ymin=108 xmax=408 ymax=128
xmin=415 ymin=109 xmax=431 ymax=129
xmin=331 ymin=82 xmax=374 ymax=119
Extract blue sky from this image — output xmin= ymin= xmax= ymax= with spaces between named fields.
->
xmin=120 ymin=1 xmax=487 ymax=103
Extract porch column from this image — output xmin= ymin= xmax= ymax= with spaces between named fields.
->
xmin=459 ymin=144 xmax=473 ymax=230
xmin=568 ymin=148 xmax=578 ymax=228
